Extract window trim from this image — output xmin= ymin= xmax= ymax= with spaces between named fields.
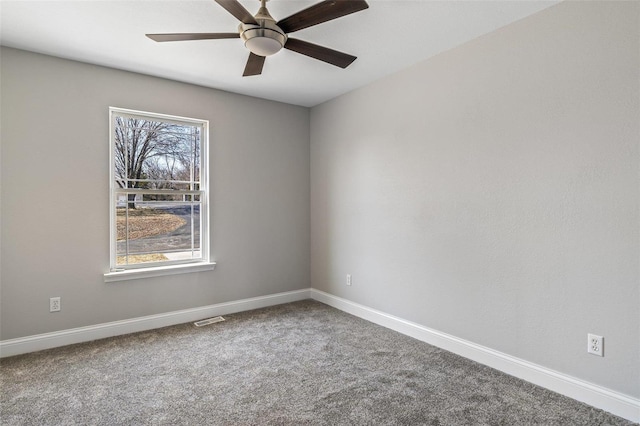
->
xmin=106 ymin=107 xmax=212 ymax=280
xmin=104 ymin=261 xmax=216 ymax=283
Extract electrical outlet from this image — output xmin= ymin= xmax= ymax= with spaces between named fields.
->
xmin=587 ymin=333 xmax=603 ymax=357
xmin=346 ymin=274 xmax=352 ymax=286
xmin=50 ymin=297 xmax=61 ymax=312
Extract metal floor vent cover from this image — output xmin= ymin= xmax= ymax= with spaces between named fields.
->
xmin=194 ymin=316 xmax=225 ymax=327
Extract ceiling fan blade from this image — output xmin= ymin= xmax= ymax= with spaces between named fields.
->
xmin=214 ymin=0 xmax=258 ymax=25
xmin=146 ymin=33 xmax=239 ymax=42
xmin=243 ymin=53 xmax=266 ymax=76
xmin=276 ymin=0 xmax=368 ymax=34
xmin=284 ymin=38 xmax=357 ymax=68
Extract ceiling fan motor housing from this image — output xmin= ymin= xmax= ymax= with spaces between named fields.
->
xmin=239 ymin=21 xmax=287 ymax=57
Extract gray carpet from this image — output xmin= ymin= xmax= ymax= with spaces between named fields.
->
xmin=0 ymin=300 xmax=635 ymax=425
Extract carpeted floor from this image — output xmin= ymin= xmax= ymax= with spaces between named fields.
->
xmin=0 ymin=300 xmax=635 ymax=425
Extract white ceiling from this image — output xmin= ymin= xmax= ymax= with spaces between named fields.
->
xmin=0 ymin=0 xmax=559 ymax=107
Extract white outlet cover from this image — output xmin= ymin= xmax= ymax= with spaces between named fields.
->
xmin=587 ymin=333 xmax=604 ymax=357
xmin=50 ymin=297 xmax=61 ymax=312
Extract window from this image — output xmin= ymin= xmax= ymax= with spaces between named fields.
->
xmin=107 ymin=108 xmax=212 ymax=280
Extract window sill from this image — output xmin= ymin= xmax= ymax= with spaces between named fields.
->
xmin=104 ymin=262 xmax=216 ymax=283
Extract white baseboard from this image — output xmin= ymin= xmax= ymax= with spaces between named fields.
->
xmin=310 ymin=289 xmax=640 ymax=423
xmin=0 ymin=289 xmax=310 ymax=358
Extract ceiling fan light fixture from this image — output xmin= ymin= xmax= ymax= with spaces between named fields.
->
xmin=245 ymin=32 xmax=283 ymax=56
xmin=239 ymin=22 xmax=287 ymax=57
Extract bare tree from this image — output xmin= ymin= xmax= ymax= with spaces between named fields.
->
xmin=114 ymin=117 xmax=198 ymax=208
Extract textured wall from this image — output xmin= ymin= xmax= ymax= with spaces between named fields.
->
xmin=0 ymin=47 xmax=310 ymax=340
xmin=310 ymin=1 xmax=639 ymax=397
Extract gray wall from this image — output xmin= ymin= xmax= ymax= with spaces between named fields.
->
xmin=1 ymin=47 xmax=310 ymax=340
xmin=310 ymin=1 xmax=639 ymax=398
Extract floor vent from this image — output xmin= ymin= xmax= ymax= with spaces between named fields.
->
xmin=194 ymin=316 xmax=225 ymax=327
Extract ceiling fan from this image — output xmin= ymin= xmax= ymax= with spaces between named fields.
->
xmin=146 ymin=0 xmax=369 ymax=77
xmin=147 ymin=0 xmax=369 ymax=77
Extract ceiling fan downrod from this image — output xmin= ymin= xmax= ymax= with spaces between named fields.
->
xmin=255 ymin=0 xmax=272 ymax=22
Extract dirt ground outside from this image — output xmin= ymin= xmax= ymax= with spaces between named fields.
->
xmin=116 ymin=207 xmax=187 ymax=264
xmin=116 ymin=208 xmax=186 ymax=241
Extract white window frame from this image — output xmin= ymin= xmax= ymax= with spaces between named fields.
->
xmin=105 ymin=107 xmax=214 ymax=282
